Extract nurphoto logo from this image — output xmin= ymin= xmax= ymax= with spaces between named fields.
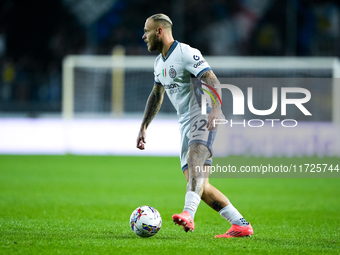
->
xmin=201 ymin=84 xmax=312 ymax=128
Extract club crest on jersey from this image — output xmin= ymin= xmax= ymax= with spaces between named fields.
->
xmin=162 ymin=68 xmax=166 ymax=77
xmin=169 ymin=66 xmax=177 ymax=78
xmin=193 ymin=55 xmax=200 ymax=61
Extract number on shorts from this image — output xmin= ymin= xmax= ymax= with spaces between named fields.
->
xmin=191 ymin=119 xmax=207 ymax=132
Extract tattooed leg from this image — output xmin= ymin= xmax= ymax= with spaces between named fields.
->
xmin=184 ymin=163 xmax=231 ymax=212
xmin=201 ymin=181 xmax=231 ymax=212
xmin=186 ymin=143 xmax=210 ymax=196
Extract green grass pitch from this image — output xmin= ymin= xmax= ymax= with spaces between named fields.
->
xmin=0 ymin=155 xmax=339 ymax=254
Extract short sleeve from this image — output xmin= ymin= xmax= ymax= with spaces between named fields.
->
xmin=154 ymin=70 xmax=162 ymax=85
xmin=182 ymin=46 xmax=211 ymax=78
xmin=154 ymin=56 xmax=162 ymax=85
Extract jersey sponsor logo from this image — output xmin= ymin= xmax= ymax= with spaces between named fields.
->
xmin=193 ymin=59 xmax=206 ymax=68
xmin=163 ymin=83 xmax=182 ymax=94
xmin=163 ymin=83 xmax=179 ymax=89
xmin=193 ymin=55 xmax=200 ymax=61
xmin=169 ymin=66 xmax=177 ymax=78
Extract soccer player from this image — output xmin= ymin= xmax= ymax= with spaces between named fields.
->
xmin=136 ymin=13 xmax=253 ymax=238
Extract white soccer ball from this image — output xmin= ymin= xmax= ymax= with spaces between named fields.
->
xmin=129 ymin=205 xmax=162 ymax=237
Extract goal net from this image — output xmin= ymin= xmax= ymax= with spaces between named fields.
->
xmin=62 ymin=55 xmax=340 ymax=123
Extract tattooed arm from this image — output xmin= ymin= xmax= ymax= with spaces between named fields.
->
xmin=200 ymin=70 xmax=223 ymax=131
xmin=200 ymin=69 xmax=222 ymax=108
xmin=136 ymin=85 xmax=165 ymax=150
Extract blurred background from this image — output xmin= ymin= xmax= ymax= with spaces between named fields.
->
xmin=0 ymin=0 xmax=339 ymax=156
xmin=0 ymin=0 xmax=339 ymax=115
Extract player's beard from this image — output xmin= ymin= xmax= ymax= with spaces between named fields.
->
xmin=147 ymin=33 xmax=162 ymax=52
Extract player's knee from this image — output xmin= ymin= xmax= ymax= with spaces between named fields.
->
xmin=186 ymin=150 xmax=199 ymax=167
xmin=187 ymin=148 xmax=205 ymax=167
xmin=187 ymin=143 xmax=210 ymax=165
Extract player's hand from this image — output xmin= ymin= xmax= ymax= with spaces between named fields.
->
xmin=207 ymin=107 xmax=224 ymax=131
xmin=136 ymin=128 xmax=147 ymax=150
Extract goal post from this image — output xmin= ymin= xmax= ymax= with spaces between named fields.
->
xmin=332 ymin=58 xmax=340 ymax=124
xmin=62 ymin=55 xmax=340 ymax=123
xmin=62 ymin=56 xmax=75 ymax=120
xmin=62 ymin=54 xmax=155 ymax=119
xmin=111 ymin=45 xmax=125 ymax=116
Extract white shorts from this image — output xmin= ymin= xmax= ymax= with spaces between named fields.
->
xmin=179 ymin=113 xmax=217 ymax=172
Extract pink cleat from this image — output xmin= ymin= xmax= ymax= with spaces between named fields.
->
xmin=215 ymin=223 xmax=253 ymax=238
xmin=172 ymin=211 xmax=195 ymax=232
